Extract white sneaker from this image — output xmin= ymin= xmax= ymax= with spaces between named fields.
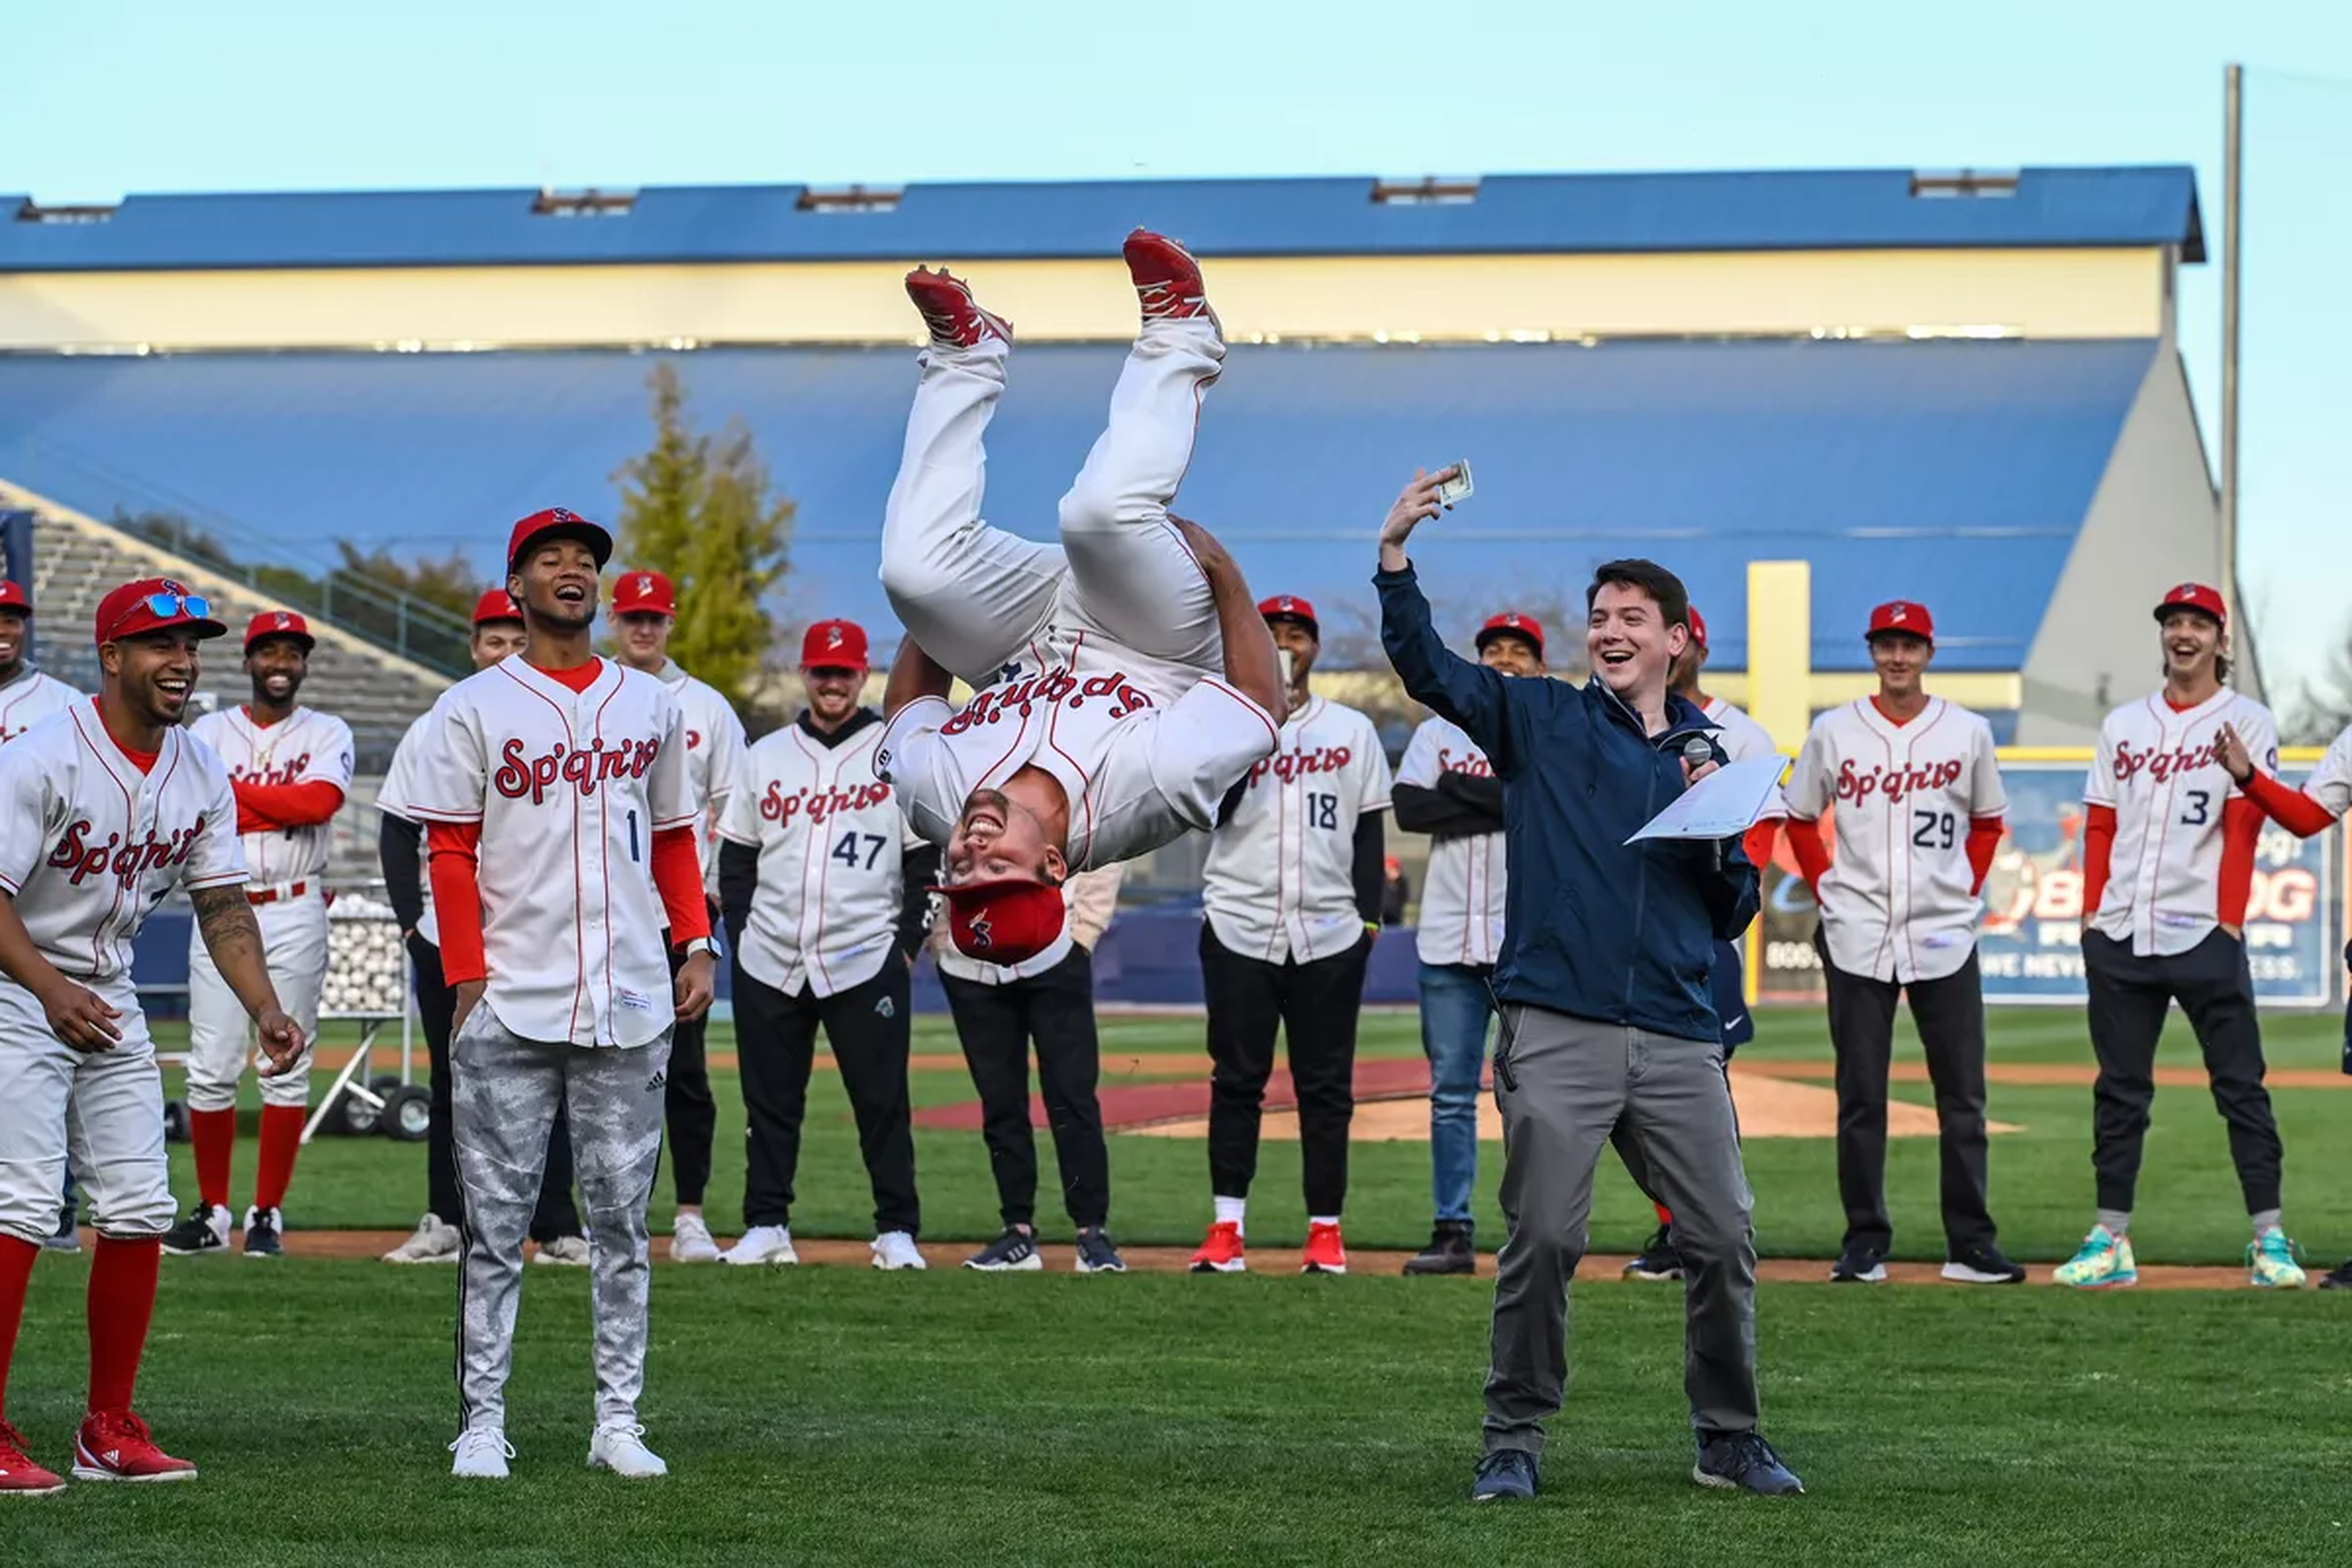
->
xmin=869 ymin=1231 xmax=927 ymax=1271
xmin=532 ymin=1236 xmax=592 ymax=1267
xmin=587 ymin=1422 xmax=668 ymax=1479
xmin=384 ymin=1213 xmax=462 ymax=1265
xmin=669 ymin=1212 xmax=722 ymax=1263
xmin=449 ymin=1427 xmax=514 ymax=1480
xmin=723 ymin=1225 xmax=798 ymax=1266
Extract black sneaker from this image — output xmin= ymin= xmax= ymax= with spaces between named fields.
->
xmin=1693 ymin=1431 xmax=1804 ymax=1496
xmin=162 ymin=1203 xmax=229 ymax=1257
xmin=1623 ymin=1223 xmax=1683 ymax=1281
xmin=44 ymin=1203 xmax=81 ymax=1255
xmin=243 ymin=1206 xmax=283 ymax=1259
xmin=1941 ymin=1242 xmax=2026 ymax=1285
xmin=2319 ymin=1258 xmax=2352 ymax=1291
xmin=1470 ymin=1448 xmax=1538 ymax=1502
xmin=1404 ymin=1221 xmax=1476 ymax=1276
xmin=1830 ymin=1242 xmax=1887 ymax=1283
xmin=962 ymin=1227 xmax=1042 ymax=1272
xmin=1073 ymin=1227 xmax=1126 ymax=1275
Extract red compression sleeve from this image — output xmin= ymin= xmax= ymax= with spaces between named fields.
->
xmin=1740 ymin=818 xmax=1780 ymax=874
xmin=1784 ymin=818 xmax=1832 ymax=895
xmin=651 ymin=826 xmax=711 ymax=943
xmin=1965 ymin=816 xmax=2005 ymax=895
xmin=233 ymin=780 xmax=344 ymax=834
xmin=2082 ymin=804 xmax=2117 ymax=919
xmin=2218 ymin=799 xmax=2262 ymax=928
xmin=2241 ymin=769 xmax=2339 ymax=839
xmin=425 ymin=821 xmax=486 ymax=984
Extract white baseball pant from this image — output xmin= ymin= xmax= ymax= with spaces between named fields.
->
xmin=184 ymin=891 xmax=325 ymax=1112
xmin=879 ymin=320 xmax=1227 ymax=687
xmin=0 ymin=977 xmax=175 ymax=1245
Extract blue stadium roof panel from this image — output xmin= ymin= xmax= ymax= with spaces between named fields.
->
xmin=0 ymin=166 xmax=2202 ymax=272
xmin=0 ymin=336 xmax=2157 ymax=673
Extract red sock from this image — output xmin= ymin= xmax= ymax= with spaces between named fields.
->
xmin=255 ymin=1104 xmax=307 ymax=1212
xmin=0 ymin=1235 xmax=37 ymax=1422
xmin=87 ymin=1236 xmax=161 ymax=1417
xmin=1653 ymin=1201 xmax=1675 ymax=1227
xmin=190 ymin=1108 xmax=235 ymax=1209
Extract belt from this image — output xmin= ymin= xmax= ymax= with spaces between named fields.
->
xmin=246 ymin=880 xmax=312 ymax=907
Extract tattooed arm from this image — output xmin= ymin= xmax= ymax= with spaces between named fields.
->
xmin=189 ymin=883 xmax=306 ymax=1075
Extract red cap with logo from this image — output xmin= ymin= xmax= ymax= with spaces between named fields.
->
xmin=612 ymin=569 xmax=676 ymax=617
xmin=1258 ymin=594 xmax=1318 ymax=634
xmin=801 ymin=619 xmax=870 ymax=670
xmin=93 ymin=578 xmax=228 ymax=646
xmin=1684 ymin=608 xmax=1708 ymax=651
xmin=0 ymin=580 xmax=28 ymax=614
xmin=935 ymin=879 xmax=1068 ymax=966
xmin=1475 ymin=610 xmax=1545 ymax=657
xmin=471 ymin=589 xmax=523 ymax=626
xmin=505 ymin=507 xmax=612 ymax=575
xmin=1867 ymin=600 xmax=1935 ymax=641
xmin=2154 ymin=581 xmax=2227 ymax=626
xmin=243 ymin=609 xmax=315 ymax=654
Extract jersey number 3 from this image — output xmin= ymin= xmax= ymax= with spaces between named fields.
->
xmin=833 ymin=832 xmax=887 ymax=871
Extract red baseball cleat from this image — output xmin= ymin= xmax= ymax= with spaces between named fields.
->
xmin=72 ymin=1410 xmax=197 ymax=1483
xmin=904 ymin=266 xmax=1010 ymax=350
xmin=1188 ymin=1220 xmax=1247 ymax=1275
xmin=1122 ymin=229 xmax=1216 ymax=326
xmin=1302 ymin=1221 xmax=1349 ymax=1276
xmin=0 ymin=1419 xmax=66 ymax=1497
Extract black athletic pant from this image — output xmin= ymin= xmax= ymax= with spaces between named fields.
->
xmin=2082 ymin=927 xmax=2282 ymax=1215
xmin=940 ymin=946 xmax=1109 ymax=1231
xmin=409 ymin=933 xmax=581 ymax=1243
xmin=663 ymin=940 xmax=717 ymax=1208
xmin=732 ymin=959 xmax=920 ymax=1235
xmin=1818 ymin=937 xmax=1996 ymax=1256
xmin=1200 ymin=925 xmax=1372 ymax=1217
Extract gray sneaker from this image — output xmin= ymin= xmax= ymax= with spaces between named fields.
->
xmin=384 ymin=1213 xmax=463 ymax=1264
xmin=1073 ymin=1228 xmax=1126 ymax=1274
xmin=533 ymin=1236 xmax=592 ymax=1267
xmin=962 ymin=1227 xmax=1041 ymax=1272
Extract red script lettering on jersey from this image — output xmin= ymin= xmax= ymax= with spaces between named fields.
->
xmin=1248 ymin=745 xmax=1354 ymax=786
xmin=48 ymin=816 xmax=208 ymax=888
xmin=2111 ymin=738 xmax=2218 ymax=785
xmin=759 ymin=779 xmax=894 ymax=826
xmin=230 ymin=753 xmax=312 ymax=788
xmin=1434 ymin=747 xmax=1492 ymax=778
xmin=1835 ymin=757 xmax=1963 ymax=806
xmin=940 ymin=670 xmax=1152 ymax=736
xmin=492 ymin=736 xmax=661 ymax=805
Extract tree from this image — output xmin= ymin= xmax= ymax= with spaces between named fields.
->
xmin=612 ymin=364 xmax=795 ymax=711
xmin=332 ymin=541 xmax=481 ymax=622
xmin=2288 ymin=621 xmax=2352 ymax=745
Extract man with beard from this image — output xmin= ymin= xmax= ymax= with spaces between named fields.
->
xmin=163 ymin=611 xmax=353 ymax=1259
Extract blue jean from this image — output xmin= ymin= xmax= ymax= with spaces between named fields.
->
xmin=1420 ymin=963 xmax=1496 ymax=1225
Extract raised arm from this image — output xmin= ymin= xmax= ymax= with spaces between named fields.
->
xmin=1172 ymin=517 xmax=1283 ymax=719
xmin=883 ymin=635 xmax=954 ymax=721
xmin=1374 ymin=469 xmax=1518 ymax=768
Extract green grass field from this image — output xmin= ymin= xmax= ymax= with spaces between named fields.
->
xmin=8 ymin=1003 xmax=2351 ymax=1564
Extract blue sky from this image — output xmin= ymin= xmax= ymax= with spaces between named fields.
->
xmin=8 ymin=1 xmax=2349 ymax=711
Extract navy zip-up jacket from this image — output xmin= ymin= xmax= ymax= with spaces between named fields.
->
xmin=1377 ymin=563 xmax=1758 ymax=1042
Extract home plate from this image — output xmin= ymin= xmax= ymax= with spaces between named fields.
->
xmin=1119 ymin=1067 xmax=2023 ymax=1142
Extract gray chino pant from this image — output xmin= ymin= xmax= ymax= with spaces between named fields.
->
xmin=1483 ymin=1005 xmax=1761 ymax=1453
xmin=452 ymin=1005 xmax=673 ymax=1433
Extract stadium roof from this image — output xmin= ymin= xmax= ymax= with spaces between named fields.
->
xmin=0 ymin=166 xmax=2203 ymax=273
xmin=0 ymin=336 xmax=2156 ymax=674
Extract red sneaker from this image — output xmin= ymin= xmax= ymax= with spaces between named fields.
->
xmin=1188 ymin=1220 xmax=1247 ymax=1275
xmin=1121 ymin=229 xmax=1216 ymax=326
xmin=0 ymin=1419 xmax=65 ymax=1497
xmin=903 ymin=266 xmax=1010 ymax=350
xmin=72 ymin=1410 xmax=197 ymax=1483
xmin=1302 ymin=1221 xmax=1348 ymax=1276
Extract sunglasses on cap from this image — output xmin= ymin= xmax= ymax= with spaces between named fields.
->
xmin=111 ymin=592 xmax=214 ymax=636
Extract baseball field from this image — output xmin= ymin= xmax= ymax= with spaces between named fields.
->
xmin=9 ymin=1004 xmax=2349 ymax=1565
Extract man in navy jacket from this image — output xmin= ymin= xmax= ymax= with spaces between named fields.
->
xmin=1374 ymin=467 xmax=1802 ymax=1503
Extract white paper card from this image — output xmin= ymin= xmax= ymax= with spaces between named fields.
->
xmin=1626 ymin=755 xmax=1788 ymax=844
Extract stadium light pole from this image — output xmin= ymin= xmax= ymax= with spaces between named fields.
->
xmin=2220 ymin=61 xmax=2243 ymax=622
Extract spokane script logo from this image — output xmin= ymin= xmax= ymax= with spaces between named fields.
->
xmin=493 ymin=736 xmax=660 ymax=805
xmin=1835 ymin=756 xmax=1964 ymax=806
xmin=2111 ymin=738 xmax=2220 ymax=785
xmin=49 ymin=816 xmax=208 ymax=888
xmin=760 ymin=779 xmax=894 ymax=825
xmin=1434 ymin=746 xmax=1493 ymax=778
xmin=939 ymin=669 xmax=1152 ymax=736
xmin=231 ymin=752 xmax=312 ymax=788
xmin=1248 ymin=745 xmax=1355 ymax=787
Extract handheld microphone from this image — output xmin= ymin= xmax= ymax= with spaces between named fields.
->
xmin=1681 ymin=735 xmax=1717 ymax=775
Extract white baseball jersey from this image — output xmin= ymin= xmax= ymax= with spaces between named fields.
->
xmin=1203 ymin=695 xmax=1392 ymax=963
xmin=405 ymin=658 xmax=695 ymax=1049
xmin=1395 ymin=715 xmax=1505 ymax=968
xmin=2084 ymin=688 xmax=2277 ymax=958
xmin=1702 ymin=694 xmax=1787 ymax=824
xmin=876 ymin=640 xmax=1279 ymax=873
xmin=374 ymin=709 xmax=443 ymax=945
xmin=652 ymin=657 xmax=747 ymax=900
xmin=1784 ymin=697 xmax=2006 ymax=984
xmin=0 ymin=667 xmax=83 ymax=745
xmin=2301 ymin=723 xmax=2352 ymax=821
xmin=0 ymin=703 xmax=247 ymax=983
xmin=189 ymin=704 xmax=356 ymax=888
xmin=718 ymin=713 xmax=910 ymax=998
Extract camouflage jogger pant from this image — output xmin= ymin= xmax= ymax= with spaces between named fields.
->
xmin=450 ymin=1004 xmax=673 ymax=1433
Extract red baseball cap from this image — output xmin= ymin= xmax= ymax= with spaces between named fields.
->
xmin=612 ymin=569 xmax=676 ymax=617
xmin=1475 ymin=610 xmax=1545 ymax=657
xmin=2154 ymin=582 xmax=2227 ymax=626
xmin=471 ymin=589 xmax=524 ymax=626
xmin=801 ymin=619 xmax=870 ymax=670
xmin=94 ymin=578 xmax=228 ymax=647
xmin=1259 ymin=594 xmax=1318 ymax=634
xmin=0 ymin=580 xmax=29 ymax=615
xmin=243 ymin=609 xmax=315 ymax=655
xmin=1867 ymin=600 xmax=1935 ymax=641
xmin=505 ymin=507 xmax=612 ymax=575
xmin=935 ymin=879 xmax=1067 ymax=965
xmin=1685 ymin=607 xmax=1708 ymax=650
